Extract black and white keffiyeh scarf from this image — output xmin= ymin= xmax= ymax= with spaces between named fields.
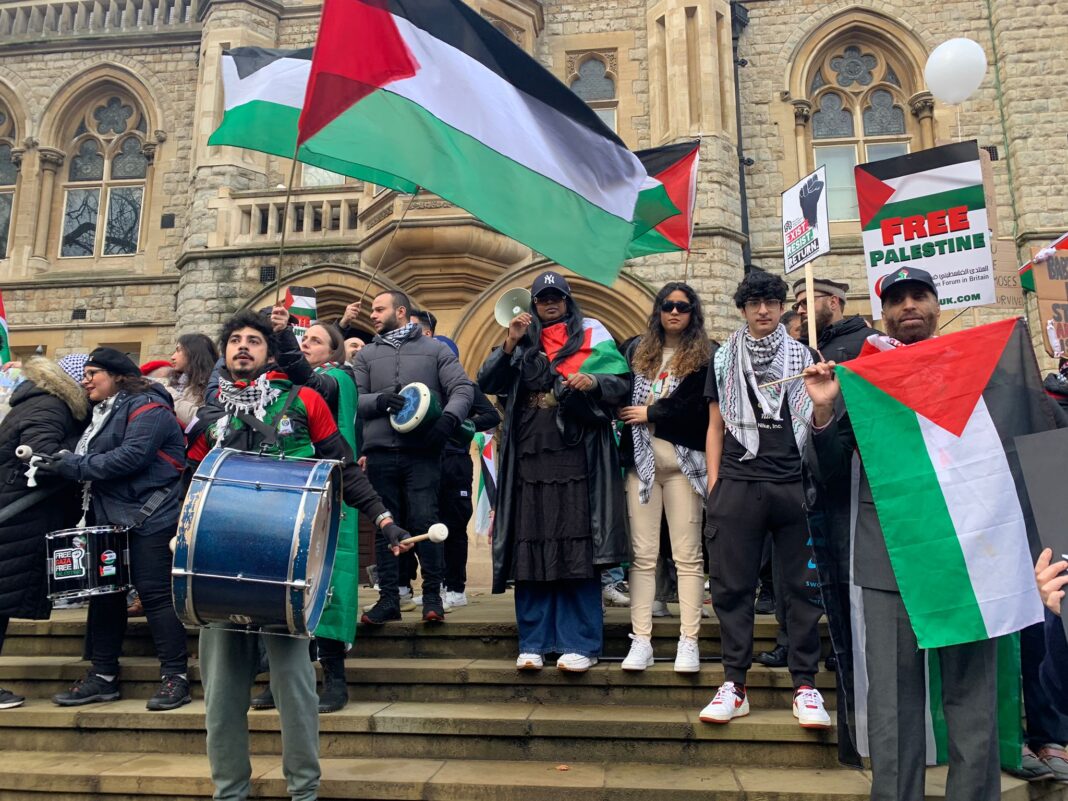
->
xmin=630 ymin=365 xmax=707 ymax=503
xmin=715 ymin=323 xmax=813 ymax=460
xmin=213 ymin=372 xmax=281 ymax=443
xmin=380 ymin=322 xmax=419 ymax=349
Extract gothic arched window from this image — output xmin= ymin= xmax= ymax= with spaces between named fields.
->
xmin=0 ymin=104 xmax=17 ymax=258
xmin=570 ymin=53 xmax=618 ymax=132
xmin=59 ymin=92 xmax=148 ymax=258
xmin=808 ymin=43 xmax=914 ymax=220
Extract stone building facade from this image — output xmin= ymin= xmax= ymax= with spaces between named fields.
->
xmin=0 ymin=0 xmax=1064 ymax=376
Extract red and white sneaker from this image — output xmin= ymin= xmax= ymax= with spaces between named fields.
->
xmin=699 ymin=681 xmax=749 ymax=724
xmin=793 ymin=685 xmax=831 ymax=729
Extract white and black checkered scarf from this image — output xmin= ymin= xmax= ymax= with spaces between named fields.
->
xmin=379 ymin=322 xmax=419 ymax=349
xmin=715 ymin=323 xmax=813 ymax=461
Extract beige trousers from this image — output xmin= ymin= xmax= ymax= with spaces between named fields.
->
xmin=625 ymin=443 xmax=704 ymax=639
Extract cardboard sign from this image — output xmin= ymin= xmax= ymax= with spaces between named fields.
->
xmin=1031 ymin=247 xmax=1068 ymax=357
xmin=855 ymin=141 xmax=995 ymax=319
xmin=992 ymin=238 xmax=1025 ymax=310
xmin=781 ymin=166 xmax=830 ymax=275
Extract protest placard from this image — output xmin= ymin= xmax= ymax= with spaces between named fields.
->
xmin=781 ymin=166 xmax=829 ymax=275
xmin=1031 ymin=246 xmax=1068 ymax=357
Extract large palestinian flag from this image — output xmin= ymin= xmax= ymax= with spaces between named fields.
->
xmin=855 ymin=141 xmax=993 ymax=318
xmin=837 ymin=317 xmax=1048 ymax=648
xmin=541 ymin=318 xmax=629 ymax=377
xmin=626 ymin=140 xmax=700 ymax=258
xmin=290 ymin=0 xmax=674 ymax=284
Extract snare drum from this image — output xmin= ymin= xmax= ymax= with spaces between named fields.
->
xmin=46 ymin=526 xmax=131 ymax=601
xmin=389 ymin=381 xmax=442 ymax=435
xmin=171 ymin=449 xmax=341 ymax=636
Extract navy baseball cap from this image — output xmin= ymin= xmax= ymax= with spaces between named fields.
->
xmin=875 ymin=267 xmax=938 ymax=300
xmin=531 ymin=270 xmax=572 ymax=298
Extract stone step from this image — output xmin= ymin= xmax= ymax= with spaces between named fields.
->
xmin=1 ymin=605 xmax=815 ymax=661
xmin=0 ymin=751 xmax=1058 ymax=801
xmin=0 ymin=655 xmax=837 ymax=710
xmin=0 ymin=698 xmax=841 ymax=768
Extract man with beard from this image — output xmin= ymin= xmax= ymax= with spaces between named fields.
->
xmin=699 ymin=270 xmax=829 ymax=729
xmin=354 ymin=291 xmax=475 ymax=624
xmin=793 ymin=278 xmax=879 ymax=361
xmin=187 ymin=309 xmax=410 ymax=801
xmin=803 ymin=268 xmax=1001 ymax=800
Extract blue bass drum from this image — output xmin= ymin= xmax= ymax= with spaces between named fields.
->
xmin=172 ymin=449 xmax=341 ymax=636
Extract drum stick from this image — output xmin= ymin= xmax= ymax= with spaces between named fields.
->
xmin=15 ymin=445 xmax=32 ymax=461
xmin=401 ymin=523 xmax=449 ymax=545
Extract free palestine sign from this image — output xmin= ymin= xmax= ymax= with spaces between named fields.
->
xmin=855 ymin=141 xmax=995 ymax=319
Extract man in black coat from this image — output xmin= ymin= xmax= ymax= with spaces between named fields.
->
xmin=793 ymin=277 xmax=880 ymax=362
xmin=0 ymin=357 xmax=87 ymax=709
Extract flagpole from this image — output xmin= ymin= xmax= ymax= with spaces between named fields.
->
xmin=273 ymin=147 xmax=302 ymax=306
xmin=357 ymin=187 xmax=421 ymax=306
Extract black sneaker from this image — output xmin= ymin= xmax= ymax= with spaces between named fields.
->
xmin=422 ymin=595 xmax=445 ymax=624
xmin=754 ymin=588 xmax=776 ymax=615
xmin=0 ymin=688 xmax=25 ymax=710
xmin=360 ymin=600 xmax=402 ymax=626
xmin=250 ymin=685 xmax=275 ymax=710
xmin=147 ymin=675 xmax=191 ymax=711
xmin=52 ymin=673 xmax=121 ymax=706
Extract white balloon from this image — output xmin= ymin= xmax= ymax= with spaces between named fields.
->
xmin=924 ymin=38 xmax=988 ymax=105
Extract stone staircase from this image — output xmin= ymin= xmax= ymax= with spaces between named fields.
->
xmin=0 ymin=598 xmax=1063 ymax=801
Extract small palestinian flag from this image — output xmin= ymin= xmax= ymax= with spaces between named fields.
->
xmin=473 ymin=431 xmax=497 ymax=538
xmin=541 ymin=318 xmax=629 ymax=377
xmin=0 ymin=290 xmax=9 ymax=364
xmin=1018 ymin=230 xmax=1068 ymax=292
xmin=837 ymin=317 xmax=1049 ymax=649
xmin=291 ymin=0 xmax=676 ymax=285
xmin=855 ymin=141 xmax=992 ymax=318
xmin=627 ymin=140 xmax=700 ymax=258
xmin=284 ymin=285 xmax=317 ymax=328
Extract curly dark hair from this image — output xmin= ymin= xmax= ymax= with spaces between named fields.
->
xmin=219 ymin=309 xmax=275 ymax=356
xmin=174 ymin=332 xmax=219 ymax=400
xmin=733 ymin=269 xmax=788 ymax=309
xmin=631 ymin=282 xmax=711 ymax=379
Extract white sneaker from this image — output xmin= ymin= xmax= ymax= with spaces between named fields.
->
xmin=557 ymin=653 xmax=597 ymax=672
xmin=651 ymin=600 xmax=670 ymax=617
xmin=793 ymin=686 xmax=831 ymax=729
xmin=674 ymin=636 xmax=700 ymax=673
xmin=516 ymin=653 xmax=544 ymax=670
xmin=701 ymin=606 xmax=711 ymax=618
xmin=602 ymin=583 xmax=630 ymax=607
xmin=699 ymin=681 xmax=750 ymax=724
xmin=621 ymin=634 xmax=655 ymax=671
xmin=444 ymin=591 xmax=468 ymax=609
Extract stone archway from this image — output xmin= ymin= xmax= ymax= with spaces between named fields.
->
xmin=452 ymin=264 xmax=657 ymax=377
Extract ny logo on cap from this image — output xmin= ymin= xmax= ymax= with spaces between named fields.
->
xmin=544 ymin=274 xmax=555 ymax=285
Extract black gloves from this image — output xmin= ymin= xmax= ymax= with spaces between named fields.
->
xmin=33 ymin=451 xmax=79 ymax=480
xmin=376 ymin=392 xmax=407 ymax=415
xmin=381 ymin=522 xmax=410 ymax=550
xmin=424 ymin=413 xmax=459 ymax=451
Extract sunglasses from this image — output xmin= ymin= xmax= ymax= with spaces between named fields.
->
xmin=534 ymin=292 xmax=566 ymax=304
xmin=660 ymin=300 xmax=693 ymax=314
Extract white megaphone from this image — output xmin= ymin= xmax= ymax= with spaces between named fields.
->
xmin=494 ymin=287 xmax=532 ymax=327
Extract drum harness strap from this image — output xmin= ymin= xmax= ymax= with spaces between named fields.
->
xmin=231 ymin=385 xmax=302 ymax=455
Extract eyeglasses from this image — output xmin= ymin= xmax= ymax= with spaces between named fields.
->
xmin=660 ymin=300 xmax=693 ymax=314
xmin=743 ymin=299 xmax=784 ymax=312
xmin=533 ymin=292 xmax=566 ymax=304
xmin=795 ymin=293 xmax=831 ymax=311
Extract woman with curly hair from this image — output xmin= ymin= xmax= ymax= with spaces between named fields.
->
xmin=618 ymin=282 xmax=712 ymax=673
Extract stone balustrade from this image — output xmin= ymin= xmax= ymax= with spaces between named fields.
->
xmin=0 ymin=0 xmax=200 ymax=42
xmin=209 ymin=185 xmax=361 ymax=249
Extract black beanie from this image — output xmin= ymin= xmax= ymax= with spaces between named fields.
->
xmin=85 ymin=347 xmax=140 ymax=378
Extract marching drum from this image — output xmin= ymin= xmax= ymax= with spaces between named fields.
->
xmin=171 ymin=449 xmax=341 ymax=636
xmin=389 ymin=381 xmax=443 ymax=435
xmin=46 ymin=526 xmax=131 ymax=601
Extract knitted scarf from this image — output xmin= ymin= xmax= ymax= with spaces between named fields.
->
xmin=630 ymin=364 xmax=707 ymax=503
xmin=715 ymin=323 xmax=813 ymax=460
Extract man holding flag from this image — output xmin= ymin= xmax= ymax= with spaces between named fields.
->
xmin=801 ymin=267 xmax=1054 ymax=800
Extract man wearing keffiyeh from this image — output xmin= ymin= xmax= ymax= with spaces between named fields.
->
xmin=697 ymin=269 xmax=829 ymax=730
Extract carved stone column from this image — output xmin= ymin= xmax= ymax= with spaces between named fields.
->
xmin=909 ymin=91 xmax=936 ymax=150
xmin=791 ymin=99 xmax=813 ymax=176
xmin=33 ymin=148 xmax=65 ymax=258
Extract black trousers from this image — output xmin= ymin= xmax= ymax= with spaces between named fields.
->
xmin=366 ymin=450 xmax=444 ymax=605
xmin=86 ymin=528 xmax=188 ymax=677
xmin=705 ymin=479 xmax=821 ymax=688
xmin=1022 ymin=617 xmax=1068 ymax=748
xmin=0 ymin=615 xmax=8 ymax=655
xmin=440 ymin=450 xmax=473 ymax=593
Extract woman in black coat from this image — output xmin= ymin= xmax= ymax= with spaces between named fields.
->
xmin=0 ymin=357 xmax=88 ymax=709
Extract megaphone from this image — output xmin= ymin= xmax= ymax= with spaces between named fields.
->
xmin=494 ymin=287 xmax=532 ymax=327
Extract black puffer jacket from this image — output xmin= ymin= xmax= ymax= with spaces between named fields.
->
xmin=0 ymin=358 xmax=88 ymax=620
xmin=815 ymin=315 xmax=881 ymax=362
xmin=1043 ymin=373 xmax=1068 ymax=414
